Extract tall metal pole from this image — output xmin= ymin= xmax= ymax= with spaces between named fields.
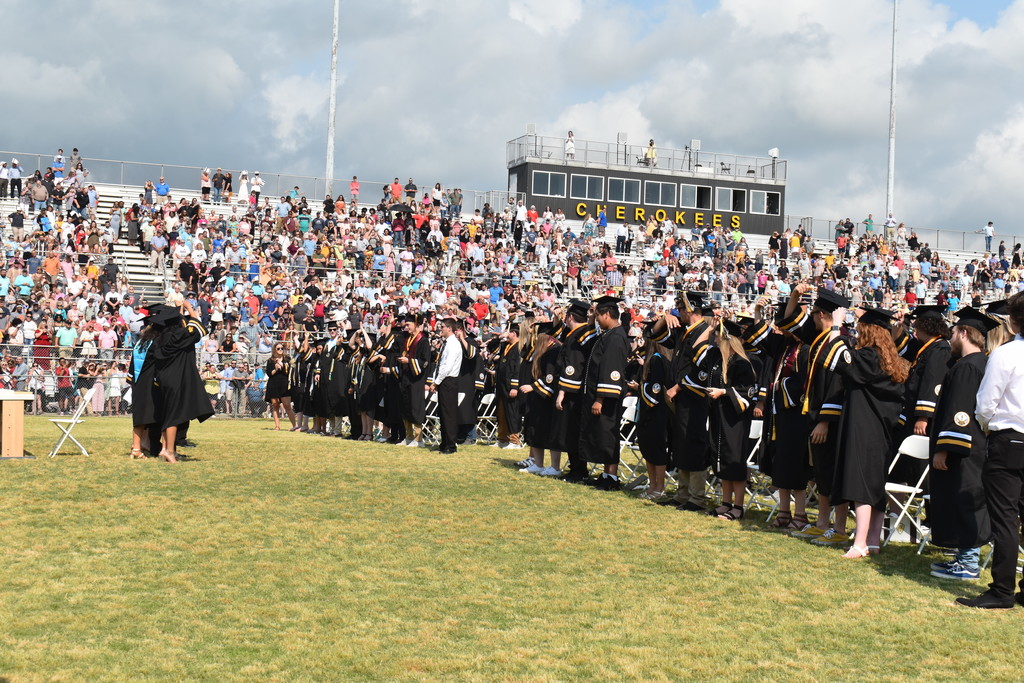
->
xmin=325 ymin=0 xmax=340 ymax=197
xmin=885 ymin=0 xmax=898 ymax=219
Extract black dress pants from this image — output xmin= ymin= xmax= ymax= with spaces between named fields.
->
xmin=983 ymin=430 xmax=1024 ymax=599
xmin=438 ymin=380 xmax=459 ymax=452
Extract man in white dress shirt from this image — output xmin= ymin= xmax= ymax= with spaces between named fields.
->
xmin=431 ymin=318 xmax=463 ymax=454
xmin=958 ymin=292 xmax=1024 ymax=609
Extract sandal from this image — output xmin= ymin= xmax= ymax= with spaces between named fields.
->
xmin=788 ymin=514 xmax=810 ymax=530
xmin=717 ymin=505 xmax=744 ymax=521
xmin=843 ymin=545 xmax=870 ymax=559
xmin=708 ymin=503 xmax=732 ymax=517
xmin=129 ymin=448 xmax=145 ymax=460
xmin=770 ymin=511 xmax=793 ymax=528
xmin=158 ymin=450 xmax=178 ymax=464
xmin=867 ymin=545 xmax=880 ymax=556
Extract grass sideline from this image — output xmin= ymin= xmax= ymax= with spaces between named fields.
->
xmin=0 ymin=416 xmax=1019 ymax=681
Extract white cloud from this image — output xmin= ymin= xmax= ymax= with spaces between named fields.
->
xmin=509 ymin=0 xmax=582 ymax=35
xmin=261 ymin=74 xmax=328 ymax=155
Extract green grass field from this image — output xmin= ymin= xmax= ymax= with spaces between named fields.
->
xmin=0 ymin=417 xmax=1019 ymax=681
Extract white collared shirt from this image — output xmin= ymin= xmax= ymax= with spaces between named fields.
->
xmin=433 ymin=334 xmax=461 ymax=385
xmin=976 ymin=335 xmax=1024 ymax=434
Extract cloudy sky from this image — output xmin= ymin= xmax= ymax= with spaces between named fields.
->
xmin=4 ymin=0 xmax=1022 ymax=234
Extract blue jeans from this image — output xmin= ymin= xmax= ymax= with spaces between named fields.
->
xmin=955 ymin=547 xmax=980 ymax=571
xmin=985 ymin=236 xmax=992 ymax=252
xmin=213 ymin=188 xmax=223 ymax=203
xmin=33 ymin=199 xmax=46 ymax=212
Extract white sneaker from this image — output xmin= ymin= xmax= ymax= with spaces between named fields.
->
xmin=401 ymin=439 xmax=412 ymax=446
xmin=501 ymin=443 xmax=523 ymax=450
xmin=491 ymin=441 xmax=508 ymax=448
xmin=539 ymin=466 xmax=562 ymax=477
xmin=520 ymin=463 xmax=544 ymax=474
xmin=405 ymin=440 xmax=420 ymax=448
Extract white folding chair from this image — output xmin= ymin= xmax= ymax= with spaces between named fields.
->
xmin=476 ymin=393 xmax=498 ymax=444
xmin=617 ymin=398 xmax=646 ymax=488
xmin=48 ymin=386 xmax=98 ymax=458
xmin=742 ymin=420 xmax=779 ymax=517
xmin=421 ymin=390 xmax=440 ymax=446
xmin=883 ymin=434 xmax=931 ymax=550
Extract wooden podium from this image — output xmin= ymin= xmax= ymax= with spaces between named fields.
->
xmin=0 ymin=390 xmax=35 ymax=459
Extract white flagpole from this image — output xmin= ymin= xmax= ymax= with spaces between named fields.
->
xmin=326 ymin=0 xmax=340 ymax=197
xmin=886 ymin=0 xmax=898 ymax=219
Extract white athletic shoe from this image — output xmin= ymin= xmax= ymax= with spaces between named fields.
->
xmin=539 ymin=466 xmax=562 ymax=477
xmin=501 ymin=443 xmax=523 ymax=450
xmin=401 ymin=439 xmax=413 ymax=446
xmin=491 ymin=441 xmax=508 ymax=448
xmin=405 ymin=440 xmax=421 ymax=448
xmin=520 ymin=463 xmax=544 ymax=474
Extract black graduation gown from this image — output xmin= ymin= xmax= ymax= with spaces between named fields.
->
xmin=494 ymin=340 xmax=523 ymax=433
xmin=400 ymin=331 xmax=431 ymax=424
xmin=752 ymin=331 xmax=811 ymax=490
xmin=637 ymin=352 xmax=671 ymax=467
xmin=290 ymin=349 xmax=315 ymax=414
xmin=264 ymin=356 xmax=291 ymax=400
xmin=927 ymin=352 xmax=992 ymax=549
xmin=152 ymin=317 xmax=214 ymax=430
xmin=378 ymin=331 xmax=405 ymax=426
xmin=701 ymin=345 xmax=756 ymax=482
xmin=580 ymin=325 xmax=629 ymax=465
xmin=554 ymin=322 xmax=599 ymax=457
xmin=892 ymin=337 xmax=952 ymax=483
xmin=523 ymin=342 xmax=562 ymax=450
xmin=334 ymin=346 xmax=355 ymax=418
xmin=775 ymin=309 xmax=847 ymax=497
xmin=130 ymin=339 xmax=158 ymax=427
xmin=311 ymin=350 xmax=331 ymax=418
xmin=457 ymin=338 xmax=482 ymax=426
xmin=830 ymin=345 xmax=905 ymax=509
xmin=325 ymin=342 xmax=347 ymax=417
xmin=647 ymin=319 xmax=710 ymax=471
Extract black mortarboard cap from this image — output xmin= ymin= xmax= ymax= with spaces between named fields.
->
xmin=858 ymin=306 xmax=896 ymax=328
xmin=593 ymin=294 xmax=623 ymax=308
xmin=813 ymin=287 xmax=850 ymax=313
xmin=700 ymin=304 xmax=717 ymax=316
xmin=955 ymin=307 xmax=1000 ymax=334
xmin=144 ymin=304 xmax=181 ymax=327
xmin=679 ymin=291 xmax=705 ymax=313
xmin=534 ymin=321 xmax=558 ymax=335
xmin=721 ymin=319 xmax=743 ymax=337
xmin=911 ymin=304 xmax=946 ymax=320
xmin=567 ymin=298 xmax=591 ymax=318
xmin=985 ymin=299 xmax=1009 ymax=317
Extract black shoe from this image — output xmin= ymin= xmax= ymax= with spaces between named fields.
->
xmin=656 ymin=498 xmax=685 ymax=507
xmin=600 ymin=477 xmax=622 ymax=491
xmin=559 ymin=472 xmax=588 ymax=484
xmin=1015 ymin=593 xmax=1024 ymax=608
xmin=955 ymin=592 xmax=1015 ymax=609
xmin=680 ymin=501 xmax=706 ymax=512
xmin=177 ymin=440 xmax=197 ymax=448
xmin=580 ymin=476 xmax=602 ymax=487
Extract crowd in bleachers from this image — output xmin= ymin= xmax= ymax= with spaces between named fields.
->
xmin=1 ymin=147 xmax=1023 ymax=419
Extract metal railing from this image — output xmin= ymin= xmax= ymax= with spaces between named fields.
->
xmin=0 ymin=149 xmax=521 ymax=218
xmin=506 ymin=134 xmax=788 ymax=182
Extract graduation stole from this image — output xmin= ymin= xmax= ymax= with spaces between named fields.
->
xmin=801 ymin=328 xmax=832 ymax=416
xmin=404 ymin=331 xmax=422 ymax=356
xmin=912 ymin=336 xmax=939 ymax=367
xmin=770 ymin=342 xmax=801 ymax=441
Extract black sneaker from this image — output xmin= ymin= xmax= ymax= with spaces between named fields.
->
xmin=601 ymin=477 xmax=622 ymax=492
xmin=955 ymin=592 xmax=1015 ymax=609
xmin=656 ymin=498 xmax=685 ymax=507
xmin=559 ymin=472 xmax=588 ymax=484
xmin=1016 ymin=593 xmax=1024 ymax=608
xmin=680 ymin=501 xmax=706 ymax=512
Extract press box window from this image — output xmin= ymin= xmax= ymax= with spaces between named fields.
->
xmin=750 ymin=190 xmax=781 ymax=215
xmin=680 ymin=183 xmax=712 ymax=210
xmin=532 ymin=171 xmax=566 ymax=197
xmin=716 ymin=187 xmax=746 ymax=212
xmin=570 ymin=174 xmax=604 ymax=201
xmin=644 ymin=181 xmax=676 ymax=207
xmin=608 ymin=178 xmax=640 ymax=204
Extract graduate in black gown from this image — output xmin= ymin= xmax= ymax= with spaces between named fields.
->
xmin=493 ymin=325 xmax=523 ymax=448
xmin=828 ymin=306 xmax=910 ymax=558
xmin=517 ymin=320 xmax=563 ymax=475
xmin=129 ymin=305 xmax=169 ymax=459
xmin=634 ymin=334 xmax=672 ymax=500
xmin=554 ymin=299 xmax=599 ymax=482
xmin=376 ymin=318 xmax=407 ymax=443
xmin=290 ymin=337 xmax=316 ymax=432
xmin=579 ymin=295 xmax=629 ymax=490
xmin=310 ymin=338 xmax=332 ymax=434
xmin=778 ymin=284 xmax=852 ymax=544
xmin=892 ymin=305 xmax=952 ymax=485
xmin=701 ymin=319 xmax=757 ymax=520
xmin=647 ymin=292 xmax=712 ymax=510
xmin=455 ymin=324 xmax=483 ymax=445
xmin=745 ymin=304 xmax=811 ymax=529
xmin=264 ymin=340 xmax=296 ymax=431
xmin=398 ymin=313 xmax=431 ymax=446
xmin=927 ymin=307 xmax=997 ymax=580
xmin=151 ymin=300 xmax=214 ymax=462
